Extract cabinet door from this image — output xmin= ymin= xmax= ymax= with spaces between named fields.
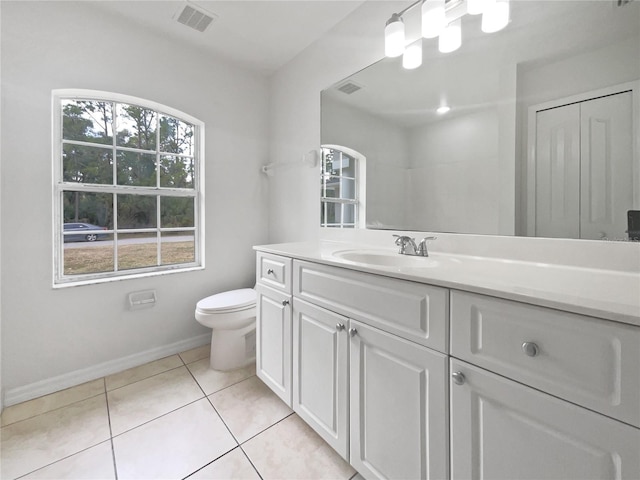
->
xmin=256 ymin=284 xmax=292 ymax=406
xmin=350 ymin=320 xmax=448 ymax=480
xmin=293 ymin=298 xmax=349 ymax=459
xmin=450 ymin=359 xmax=640 ymax=480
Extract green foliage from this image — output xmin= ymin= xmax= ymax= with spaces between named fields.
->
xmin=61 ymin=99 xmax=196 ymax=228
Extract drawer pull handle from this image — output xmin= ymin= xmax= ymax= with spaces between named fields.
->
xmin=266 ymin=269 xmax=274 ymax=275
xmin=349 ymin=327 xmax=358 ymax=337
xmin=522 ymin=342 xmax=539 ymax=357
xmin=336 ymin=323 xmax=345 ymax=331
xmin=282 ymin=300 xmax=290 ymax=307
xmin=452 ymin=372 xmax=466 ymax=385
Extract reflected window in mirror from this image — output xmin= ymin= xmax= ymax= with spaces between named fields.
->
xmin=320 ymin=146 xmax=366 ymax=228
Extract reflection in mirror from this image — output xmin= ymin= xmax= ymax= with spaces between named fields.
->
xmin=321 ymin=0 xmax=639 ymax=241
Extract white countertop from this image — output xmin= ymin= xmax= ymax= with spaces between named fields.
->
xmin=254 ymin=240 xmax=640 ymax=327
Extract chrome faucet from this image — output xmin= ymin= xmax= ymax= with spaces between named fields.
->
xmin=393 ymin=235 xmax=437 ymax=257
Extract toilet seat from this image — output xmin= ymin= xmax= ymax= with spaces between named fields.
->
xmin=196 ymin=288 xmax=256 ymax=314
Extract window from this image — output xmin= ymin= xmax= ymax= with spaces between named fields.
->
xmin=53 ymin=90 xmax=204 ymax=285
xmin=320 ymin=146 xmax=365 ymax=228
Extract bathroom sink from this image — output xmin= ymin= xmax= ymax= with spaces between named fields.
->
xmin=332 ymin=250 xmax=438 ymax=268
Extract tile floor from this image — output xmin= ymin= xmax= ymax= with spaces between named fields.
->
xmin=0 ymin=345 xmax=358 ymax=480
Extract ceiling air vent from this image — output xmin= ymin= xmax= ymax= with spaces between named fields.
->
xmin=176 ymin=4 xmax=216 ymax=32
xmin=336 ymin=81 xmax=362 ymax=95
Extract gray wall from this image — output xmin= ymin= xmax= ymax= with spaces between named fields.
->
xmin=0 ymin=1 xmax=270 ymax=401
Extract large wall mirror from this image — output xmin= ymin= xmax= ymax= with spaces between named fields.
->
xmin=321 ymin=0 xmax=639 ymax=241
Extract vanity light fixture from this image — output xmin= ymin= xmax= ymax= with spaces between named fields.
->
xmin=422 ymin=0 xmax=446 ymax=38
xmin=384 ymin=0 xmax=511 ymax=66
xmin=385 ymin=13 xmax=406 ymax=57
xmin=481 ymin=0 xmax=510 ymax=33
xmin=403 ymin=40 xmax=423 ymax=69
xmin=439 ymin=18 xmax=462 ymax=53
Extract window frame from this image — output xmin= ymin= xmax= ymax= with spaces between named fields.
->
xmin=52 ymin=89 xmax=205 ymax=287
xmin=320 ymin=145 xmax=366 ymax=228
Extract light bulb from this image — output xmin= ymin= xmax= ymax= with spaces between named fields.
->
xmin=482 ymin=0 xmax=509 ymax=33
xmin=439 ymin=18 xmax=462 ymax=53
xmin=385 ymin=14 xmax=405 ymax=58
xmin=403 ymin=41 xmax=423 ymax=70
xmin=437 ymin=105 xmax=450 ymax=114
xmin=422 ymin=0 xmax=446 ymax=39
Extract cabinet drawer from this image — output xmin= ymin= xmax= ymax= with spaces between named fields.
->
xmin=450 ymin=290 xmax=640 ymax=427
xmin=256 ymin=251 xmax=292 ymax=293
xmin=294 ymin=260 xmax=449 ymax=352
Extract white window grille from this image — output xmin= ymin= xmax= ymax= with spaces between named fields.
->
xmin=320 ymin=146 xmax=365 ymax=228
xmin=52 ymin=89 xmax=204 ymax=286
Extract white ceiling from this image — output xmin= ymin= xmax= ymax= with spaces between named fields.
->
xmin=93 ymin=0 xmax=368 ymax=75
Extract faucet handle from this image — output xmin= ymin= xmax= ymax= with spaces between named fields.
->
xmin=392 ymin=234 xmax=416 ymax=254
xmin=417 ymin=236 xmax=437 ymax=257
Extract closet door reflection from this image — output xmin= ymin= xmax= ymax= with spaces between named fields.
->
xmin=534 ymin=91 xmax=633 ymax=240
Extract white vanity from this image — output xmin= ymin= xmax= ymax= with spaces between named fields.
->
xmin=253 ymin=239 xmax=640 ymax=480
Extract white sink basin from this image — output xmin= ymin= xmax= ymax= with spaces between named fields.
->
xmin=333 ymin=249 xmax=438 ymax=268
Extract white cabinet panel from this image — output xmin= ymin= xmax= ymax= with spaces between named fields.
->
xmin=350 ymin=320 xmax=448 ymax=480
xmin=257 ymin=251 xmax=292 ymax=293
xmin=294 ymin=260 xmax=449 ymax=353
xmin=293 ymin=298 xmax=349 ymax=459
xmin=255 ymin=283 xmax=292 ymax=406
xmin=450 ymin=359 xmax=640 ymax=480
xmin=450 ymin=291 xmax=640 ymax=427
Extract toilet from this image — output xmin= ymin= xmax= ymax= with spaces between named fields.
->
xmin=195 ymin=288 xmax=257 ymax=371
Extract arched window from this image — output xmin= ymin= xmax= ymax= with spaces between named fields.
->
xmin=320 ymin=145 xmax=365 ymax=228
xmin=53 ymin=89 xmax=204 ymax=285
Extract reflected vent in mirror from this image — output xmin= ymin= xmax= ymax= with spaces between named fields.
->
xmin=176 ymin=4 xmax=217 ymax=32
xmin=336 ymin=81 xmax=363 ymax=95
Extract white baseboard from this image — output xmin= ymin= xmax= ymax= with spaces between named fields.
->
xmin=3 ymin=333 xmax=211 ymax=407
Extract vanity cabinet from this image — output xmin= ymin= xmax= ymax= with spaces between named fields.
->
xmin=450 ymin=359 xmax=640 ymax=480
xmin=255 ymin=253 xmax=293 ymax=406
xmin=254 ymin=247 xmax=640 ymax=480
xmin=450 ymin=291 xmax=640 ymax=480
xmin=292 ymin=297 xmax=349 ymax=458
xmin=350 ymin=319 xmax=448 ymax=480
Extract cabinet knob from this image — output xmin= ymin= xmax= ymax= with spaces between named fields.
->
xmin=282 ymin=300 xmax=290 ymax=306
xmin=522 ymin=342 xmax=539 ymax=357
xmin=349 ymin=327 xmax=358 ymax=337
xmin=336 ymin=323 xmax=345 ymax=331
xmin=452 ymin=371 xmax=466 ymax=385
xmin=266 ymin=269 xmax=274 ymax=275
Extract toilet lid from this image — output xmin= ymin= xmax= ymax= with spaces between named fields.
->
xmin=197 ymin=288 xmax=256 ymax=313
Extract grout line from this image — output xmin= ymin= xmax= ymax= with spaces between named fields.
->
xmin=239 ymin=411 xmax=295 ymax=446
xmin=103 ymin=377 xmax=119 ymax=480
xmin=106 ymin=363 xmax=187 ymax=393
xmin=238 ymin=444 xmax=264 ymax=480
xmin=1 ymin=390 xmax=107 ymax=428
xmin=110 ymin=396 xmax=206 ymax=439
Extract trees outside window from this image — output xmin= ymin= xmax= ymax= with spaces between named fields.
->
xmin=53 ymin=90 xmax=204 ymax=285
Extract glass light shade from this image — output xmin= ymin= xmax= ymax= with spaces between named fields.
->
xmin=422 ymin=0 xmax=446 ymax=39
xmin=439 ymin=19 xmax=462 ymax=53
xmin=481 ymin=0 xmax=509 ymax=33
xmin=402 ymin=41 xmax=423 ymax=69
xmin=467 ymin=0 xmax=493 ymax=15
xmin=385 ymin=15 xmax=405 ymax=57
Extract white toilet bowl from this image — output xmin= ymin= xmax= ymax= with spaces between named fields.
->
xmin=195 ymin=288 xmax=257 ymax=371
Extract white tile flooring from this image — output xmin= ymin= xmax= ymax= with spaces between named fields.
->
xmin=0 ymin=345 xmax=358 ymax=480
